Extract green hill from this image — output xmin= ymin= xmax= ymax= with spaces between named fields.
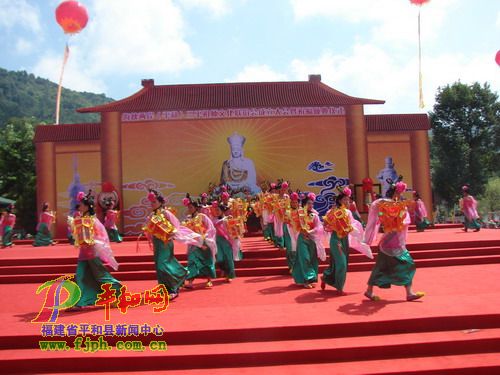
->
xmin=0 ymin=67 xmax=114 ymax=126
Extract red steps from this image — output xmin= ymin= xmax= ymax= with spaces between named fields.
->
xmin=2 ymin=324 xmax=500 ymax=373
xmin=150 ymin=353 xmax=500 ymax=375
xmin=1 ymin=241 xmax=500 ymax=283
xmin=1 ymin=266 xmax=500 ymax=373
xmin=2 ymin=313 xmax=499 ymax=350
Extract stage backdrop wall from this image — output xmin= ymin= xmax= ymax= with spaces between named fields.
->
xmin=120 ymin=116 xmax=349 ymax=234
xmin=54 ymin=142 xmax=101 ymax=237
xmin=367 ymin=133 xmax=413 ymax=205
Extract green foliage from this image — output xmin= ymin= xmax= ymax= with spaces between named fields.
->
xmin=478 ymin=176 xmax=500 ymax=215
xmin=0 ymin=67 xmax=113 ymax=125
xmin=0 ymin=117 xmax=38 ymax=232
xmin=0 ymin=67 xmax=115 ymax=233
xmin=430 ymin=82 xmax=500 ymax=208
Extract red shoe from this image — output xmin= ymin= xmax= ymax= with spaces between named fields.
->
xmin=320 ymin=277 xmax=326 ymax=290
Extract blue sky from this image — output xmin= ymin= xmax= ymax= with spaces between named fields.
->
xmin=0 ymin=0 xmax=499 ymax=114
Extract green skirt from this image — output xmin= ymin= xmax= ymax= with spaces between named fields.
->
xmin=416 ymin=218 xmax=431 ymax=232
xmin=215 ymin=235 xmax=236 ymax=279
xmin=33 ymin=223 xmax=53 ymax=247
xmin=464 ymin=217 xmax=481 ymax=230
xmin=323 ymin=232 xmax=349 ymax=291
xmin=186 ymin=244 xmax=216 ymax=280
xmin=2 ymin=225 xmax=13 ymax=247
xmin=274 ymin=234 xmax=284 ymax=248
xmin=152 ymin=237 xmax=188 ymax=294
xmin=283 ymin=224 xmax=295 ymax=270
xmin=76 ymin=258 xmax=122 ymax=307
xmin=291 ymin=233 xmax=318 ymax=285
xmin=264 ymin=223 xmax=275 ymax=243
xmin=106 ymin=228 xmax=123 ymax=243
xmin=263 ymin=223 xmax=271 ymax=240
xmin=368 ymin=250 xmax=416 ymax=288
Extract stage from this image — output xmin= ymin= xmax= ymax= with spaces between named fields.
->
xmin=0 ymin=227 xmax=499 ymax=374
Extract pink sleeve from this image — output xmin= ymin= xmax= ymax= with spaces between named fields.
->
xmin=363 ymin=200 xmax=381 ymax=245
xmin=201 ymin=213 xmax=217 ymax=259
xmin=310 ymin=214 xmax=326 ymax=261
xmin=416 ymin=200 xmax=428 ymax=219
xmin=346 ymin=210 xmax=373 ymax=258
xmin=214 ymin=218 xmax=231 ymax=242
xmin=165 ymin=209 xmax=202 ymax=247
xmin=92 ymin=217 xmax=119 ymax=271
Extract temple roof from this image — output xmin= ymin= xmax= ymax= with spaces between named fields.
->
xmin=77 ymin=75 xmax=384 ymax=113
xmin=34 ymin=122 xmax=100 ymax=143
xmin=365 ymin=113 xmax=430 ymax=132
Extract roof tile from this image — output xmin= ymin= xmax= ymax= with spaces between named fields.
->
xmin=78 ymin=80 xmax=384 ymax=113
xmin=34 ymin=123 xmax=100 ymax=143
xmin=365 ymin=114 xmax=430 ymax=132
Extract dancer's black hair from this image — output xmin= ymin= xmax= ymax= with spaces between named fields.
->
xmin=335 ymin=192 xmax=347 ymax=207
xmin=385 ymin=175 xmax=403 ymax=198
xmin=185 ymin=193 xmax=201 ymax=209
xmin=81 ymin=190 xmax=95 ymax=215
xmin=149 ymin=188 xmax=165 ymax=204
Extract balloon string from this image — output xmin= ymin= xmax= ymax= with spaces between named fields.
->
xmin=55 ymin=43 xmax=70 ymax=125
xmin=418 ymin=8 xmax=425 ymax=109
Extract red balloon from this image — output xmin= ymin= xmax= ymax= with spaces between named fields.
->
xmin=410 ymin=0 xmax=431 ymax=5
xmin=496 ymin=50 xmax=500 ymax=67
xmin=55 ymin=1 xmax=88 ymax=35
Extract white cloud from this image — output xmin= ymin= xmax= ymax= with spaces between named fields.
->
xmin=178 ymin=0 xmax=231 ymax=17
xmin=290 ymin=0 xmax=457 ymax=46
xmin=290 ymin=47 xmax=499 ymax=114
xmin=231 ymin=43 xmax=500 ymax=115
xmin=231 ymin=64 xmax=288 ymax=82
xmin=31 ymin=0 xmax=200 ymax=93
xmin=85 ymin=0 xmax=200 ymax=75
xmin=0 ymin=0 xmax=41 ymax=33
xmin=32 ymin=46 xmax=107 ymax=94
xmin=236 ymin=0 xmax=496 ymax=114
xmin=15 ymin=38 xmax=34 ymax=55
xmin=289 ymin=45 xmax=416 ymax=114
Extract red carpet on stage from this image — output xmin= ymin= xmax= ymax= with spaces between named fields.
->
xmin=0 ymin=227 xmax=499 ymax=374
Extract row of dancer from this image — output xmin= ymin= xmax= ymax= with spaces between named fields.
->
xmin=254 ymin=178 xmax=425 ymax=301
xmin=0 ymin=199 xmax=123 ymax=248
xmin=67 ymin=188 xmax=246 ymax=309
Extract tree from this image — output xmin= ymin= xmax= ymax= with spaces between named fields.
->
xmin=0 ymin=117 xmax=38 ymax=233
xmin=430 ymin=82 xmax=500 ymax=208
xmin=478 ymin=176 xmax=500 ymax=215
xmin=0 ymin=67 xmax=113 ymax=126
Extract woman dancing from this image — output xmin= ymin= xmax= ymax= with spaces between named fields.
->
xmin=33 ymin=202 xmax=57 ymax=246
xmin=182 ymin=195 xmax=217 ymax=289
xmin=322 ymin=187 xmax=372 ymax=294
xmin=363 ymin=178 xmax=424 ymax=302
xmin=68 ymin=191 xmax=121 ymax=309
xmin=143 ymin=189 xmax=201 ymax=300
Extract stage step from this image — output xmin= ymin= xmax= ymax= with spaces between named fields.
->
xmin=1 ymin=252 xmax=500 ymax=283
xmin=138 ymin=352 xmax=500 ymax=375
xmin=3 ymin=313 xmax=499 ymax=350
xmin=1 ymin=327 xmax=499 ymax=373
xmin=2 ymin=246 xmax=500 ymax=275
